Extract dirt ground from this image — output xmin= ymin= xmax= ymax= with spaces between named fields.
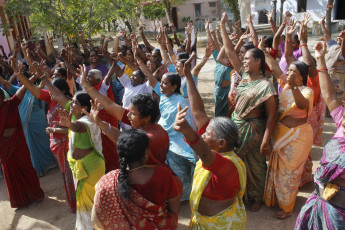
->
xmin=0 ymin=41 xmax=337 ymax=230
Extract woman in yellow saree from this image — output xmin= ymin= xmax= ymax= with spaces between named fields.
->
xmin=264 ymin=50 xmax=314 ymax=218
xmin=56 ymin=91 xmax=105 ymax=230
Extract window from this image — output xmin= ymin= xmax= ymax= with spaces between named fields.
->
xmin=209 ymin=2 xmax=216 ymax=7
xmin=297 ymin=0 xmax=307 ymax=13
xmin=194 ymin=3 xmax=201 ymax=17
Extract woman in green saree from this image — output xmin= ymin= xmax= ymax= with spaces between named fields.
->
xmin=220 ymin=11 xmax=277 ymax=211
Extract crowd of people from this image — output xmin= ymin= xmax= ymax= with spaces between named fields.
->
xmin=0 ymin=8 xmax=344 ymax=230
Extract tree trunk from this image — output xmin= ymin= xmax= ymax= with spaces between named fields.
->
xmin=273 ymin=0 xmax=277 ymax=25
xmin=279 ymin=0 xmax=286 ymax=26
xmin=125 ymin=21 xmax=132 ymax=33
xmin=326 ymin=0 xmax=334 ymax=33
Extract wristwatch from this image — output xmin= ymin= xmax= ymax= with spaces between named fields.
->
xmin=291 ymin=85 xmax=298 ymax=90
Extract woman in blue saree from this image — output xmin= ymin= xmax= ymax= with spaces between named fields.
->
xmin=6 ymin=75 xmax=56 ymax=176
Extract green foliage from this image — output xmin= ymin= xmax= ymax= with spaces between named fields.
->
xmin=142 ymin=3 xmax=166 ymax=21
xmin=224 ymin=0 xmax=240 ymax=22
xmin=182 ymin=16 xmax=190 ymax=26
xmin=3 ymin=0 xmax=141 ymax=39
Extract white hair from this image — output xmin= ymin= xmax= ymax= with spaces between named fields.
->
xmin=89 ymin=69 xmax=102 ymax=81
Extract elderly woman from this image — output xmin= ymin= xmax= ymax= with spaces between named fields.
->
xmin=92 ymin=129 xmax=180 ymax=229
xmin=263 ymin=21 xmax=314 ymax=218
xmin=178 ymin=53 xmax=246 ymax=229
xmin=295 ymin=41 xmax=345 ymax=229
xmin=220 ymin=12 xmax=277 ymax=211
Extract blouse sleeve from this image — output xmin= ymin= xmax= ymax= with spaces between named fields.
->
xmin=121 ymin=109 xmax=131 ymax=125
xmin=38 ymin=89 xmax=52 ymax=103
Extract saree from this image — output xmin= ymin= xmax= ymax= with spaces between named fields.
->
xmin=295 ymin=137 xmax=345 ymax=230
xmin=232 ymin=75 xmax=277 ymax=203
xmin=157 ymin=92 xmax=196 ymax=201
xmin=264 ymin=86 xmax=314 ymax=213
xmin=301 ymin=74 xmax=327 ymax=187
xmin=94 ymin=81 xmax=119 ymax=172
xmin=0 ymin=95 xmax=44 ymax=208
xmin=92 ymin=170 xmax=177 ymax=230
xmin=213 ymin=50 xmax=232 ymax=117
xmin=67 ymin=116 xmax=105 ymax=230
xmin=47 ymin=102 xmax=76 ymax=212
xmin=190 ymin=151 xmax=247 ymax=230
xmin=8 ymin=85 xmax=56 ymax=176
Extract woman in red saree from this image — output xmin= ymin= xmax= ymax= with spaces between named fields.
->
xmin=92 ymin=129 xmax=180 ymax=230
xmin=0 ymin=87 xmax=44 ymax=208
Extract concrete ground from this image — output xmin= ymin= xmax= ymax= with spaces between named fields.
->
xmin=0 ymin=33 xmax=339 ymax=229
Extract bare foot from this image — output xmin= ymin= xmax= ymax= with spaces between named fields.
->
xmin=250 ymin=201 xmax=262 ymax=212
xmin=276 ymin=210 xmax=292 ymax=219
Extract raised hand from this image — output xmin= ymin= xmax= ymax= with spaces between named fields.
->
xmin=139 ymin=26 xmax=144 ymax=33
xmin=82 ymin=99 xmax=102 ymax=125
xmin=221 ymin=10 xmax=228 ymax=25
xmin=314 ymin=41 xmax=327 ymax=59
xmin=339 ymin=30 xmax=345 ymax=40
xmin=284 ymin=10 xmax=292 ymax=20
xmin=205 ymin=18 xmax=210 ymax=31
xmin=205 ymin=42 xmax=214 ymax=57
xmin=247 ymin=14 xmax=254 ymax=24
xmin=183 ymin=52 xmax=195 ymax=77
xmin=267 ymin=10 xmax=273 ymax=22
xmin=320 ymin=16 xmax=326 ymax=26
xmin=9 ymin=56 xmax=19 ymax=73
xmin=239 ymin=31 xmax=252 ymax=41
xmin=164 ymin=26 xmax=169 ymax=35
xmin=173 ymin=103 xmax=190 ymax=134
xmin=185 ymin=23 xmax=193 ymax=35
xmin=53 ymin=108 xmax=72 ymax=128
xmin=258 ymin=36 xmax=265 ymax=50
xmin=234 ymin=20 xmax=241 ymax=28
xmin=286 ymin=18 xmax=298 ymax=35
xmin=77 ymin=64 xmax=88 ymax=87
xmin=301 ymin=13 xmax=311 ymax=27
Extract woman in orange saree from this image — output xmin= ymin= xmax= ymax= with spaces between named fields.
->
xmin=263 ymin=57 xmax=314 ymax=219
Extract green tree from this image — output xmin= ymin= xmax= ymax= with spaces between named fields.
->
xmin=161 ymin=0 xmax=185 ymax=26
xmin=224 ymin=0 xmax=240 ymax=22
xmin=109 ymin=0 xmax=141 ymax=33
xmin=142 ymin=3 xmax=166 ymax=34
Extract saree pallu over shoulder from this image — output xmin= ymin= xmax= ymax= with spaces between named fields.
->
xmin=68 ymin=116 xmax=105 ymax=230
xmin=264 ymin=86 xmax=314 ymax=212
xmin=235 ymin=78 xmax=277 ymax=119
xmin=295 ymin=138 xmax=345 ymax=230
xmin=190 ymin=151 xmax=247 ymax=230
xmin=92 ymin=170 xmax=177 ymax=230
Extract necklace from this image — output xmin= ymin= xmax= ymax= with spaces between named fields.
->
xmin=128 ymin=165 xmax=147 ymax=172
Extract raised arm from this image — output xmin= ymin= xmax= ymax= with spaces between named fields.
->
xmin=219 ymin=11 xmax=243 ymax=72
xmin=299 ymin=14 xmax=317 ymax=78
xmin=247 ymin=14 xmax=258 ymax=46
xmin=171 ymin=24 xmax=181 ymax=47
xmin=211 ymin=30 xmax=222 ymax=51
xmin=164 ymin=26 xmax=177 ymax=65
xmin=267 ymin=10 xmax=277 ymax=34
xmin=216 ymin=25 xmax=223 ymax=45
xmin=284 ymin=18 xmax=298 ymax=67
xmin=272 ymin=15 xmax=288 ymax=50
xmin=139 ymin=26 xmax=155 ymax=52
xmin=78 ymin=31 xmax=90 ymax=57
xmin=191 ymin=44 xmax=213 ymax=77
xmin=54 ymin=109 xmax=87 ymax=133
xmin=315 ymin=41 xmax=340 ymax=112
xmin=134 ymin=47 xmax=159 ymax=88
xmin=185 ymin=25 xmax=192 ymax=54
xmin=320 ymin=16 xmax=331 ymax=42
xmin=9 ymin=58 xmax=41 ymax=98
xmin=184 ymin=52 xmax=209 ymax=130
xmin=264 ymin=50 xmax=283 ymax=78
xmin=79 ymin=64 xmax=126 ymax=120
xmin=234 ymin=32 xmax=252 ymax=53
xmin=156 ymin=29 xmax=170 ymax=65
xmin=174 ymin=104 xmax=214 ymax=166
xmin=83 ymin=99 xmax=122 ymax=144
xmin=205 ymin=19 xmax=217 ymax=52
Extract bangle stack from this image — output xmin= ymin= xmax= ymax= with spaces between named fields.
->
xmin=300 ymin=44 xmax=308 ymax=48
